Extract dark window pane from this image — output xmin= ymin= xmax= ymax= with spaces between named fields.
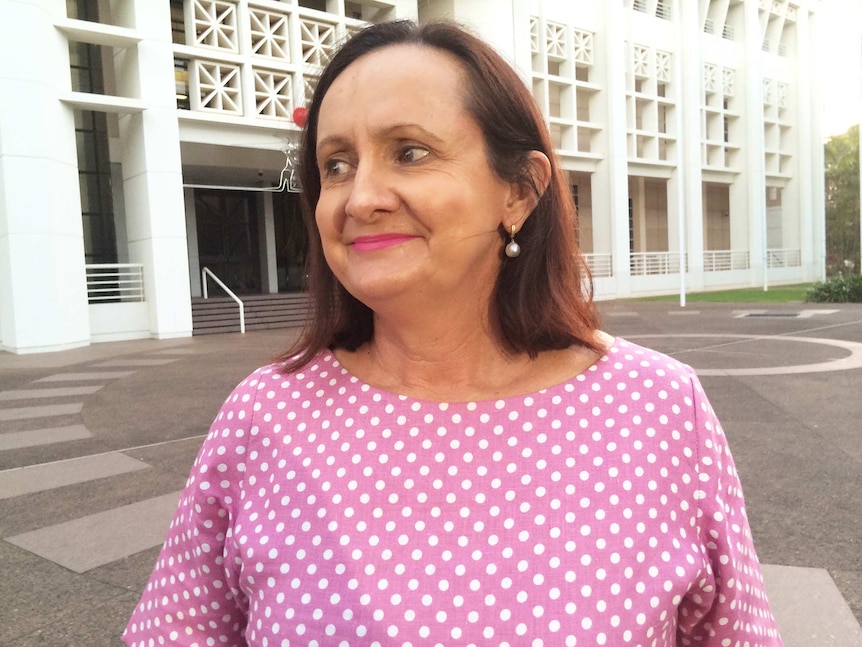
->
xmin=171 ymin=0 xmax=186 ymax=45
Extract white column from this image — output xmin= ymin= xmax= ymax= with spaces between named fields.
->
xmin=510 ymin=0 xmax=533 ymax=80
xmin=676 ymin=0 xmax=705 ymax=294
xmin=113 ymin=0 xmax=192 ymax=338
xmin=391 ymin=0 xmax=419 ymax=19
xmin=795 ymin=7 xmax=817 ymax=282
xmin=426 ymin=0 xmax=518 ymax=64
xmin=0 ymin=0 xmax=91 ymax=353
xmin=742 ymin=0 xmax=768 ymax=289
xmin=599 ymin=0 xmax=633 ymax=297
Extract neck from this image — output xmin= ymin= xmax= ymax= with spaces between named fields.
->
xmin=332 ymin=293 xmax=607 ymax=402
xmin=371 ymin=315 xmax=513 ymax=386
xmin=337 ymin=295 xmax=534 ymax=400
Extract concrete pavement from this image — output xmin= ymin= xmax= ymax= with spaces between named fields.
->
xmin=1 ymin=300 xmax=861 ymax=646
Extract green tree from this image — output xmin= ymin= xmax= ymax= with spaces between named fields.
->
xmin=824 ymin=124 xmax=860 ymax=276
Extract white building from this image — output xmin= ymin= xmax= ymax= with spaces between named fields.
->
xmin=0 ymin=0 xmax=824 ymax=353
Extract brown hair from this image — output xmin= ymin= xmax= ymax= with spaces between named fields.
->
xmin=281 ymin=20 xmax=599 ymax=369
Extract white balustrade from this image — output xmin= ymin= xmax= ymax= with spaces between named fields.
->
xmin=766 ymin=249 xmax=802 ymax=268
xmin=85 ymin=263 xmax=145 ymax=303
xmin=583 ymin=253 xmax=613 ymax=278
xmin=630 ymin=252 xmax=687 ymax=276
xmin=703 ymin=250 xmax=750 ymax=272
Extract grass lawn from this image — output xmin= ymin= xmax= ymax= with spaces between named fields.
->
xmin=634 ymin=284 xmax=813 ymax=303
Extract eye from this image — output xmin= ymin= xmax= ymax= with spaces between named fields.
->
xmin=398 ymin=145 xmax=430 ymax=164
xmin=322 ymin=158 xmax=351 ymax=178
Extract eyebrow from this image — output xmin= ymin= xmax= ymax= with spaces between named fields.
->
xmin=316 ymin=122 xmax=446 ymax=157
xmin=316 ymin=135 xmax=351 ymax=159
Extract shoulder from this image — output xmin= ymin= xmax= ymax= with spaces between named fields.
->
xmin=596 ymin=336 xmax=699 ymax=388
xmin=203 ymin=352 xmax=341 ymax=447
xmin=216 ymin=351 xmax=351 ymax=413
xmin=580 ymin=336 xmax=712 ymax=436
xmin=243 ymin=351 xmax=341 ymax=388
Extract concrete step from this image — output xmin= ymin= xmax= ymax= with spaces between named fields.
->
xmin=191 ymin=293 xmax=311 ymax=335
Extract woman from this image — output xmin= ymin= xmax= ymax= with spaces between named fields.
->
xmin=124 ymin=20 xmax=782 ymax=647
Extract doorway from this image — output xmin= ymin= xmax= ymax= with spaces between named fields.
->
xmin=195 ymin=190 xmax=261 ymax=295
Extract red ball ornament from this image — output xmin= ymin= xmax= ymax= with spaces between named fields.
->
xmin=293 ymin=107 xmax=308 ymax=128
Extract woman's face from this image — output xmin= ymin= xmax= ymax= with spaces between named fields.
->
xmin=314 ymin=44 xmax=524 ymax=313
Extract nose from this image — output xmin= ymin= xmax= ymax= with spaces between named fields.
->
xmin=344 ymin=158 xmax=399 ymax=221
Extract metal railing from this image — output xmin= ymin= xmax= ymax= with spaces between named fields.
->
xmin=202 ymin=267 xmax=245 ymax=334
xmin=85 ymin=263 xmax=144 ymax=303
xmin=583 ymin=253 xmax=613 ymax=278
xmin=703 ymin=250 xmax=750 ymax=272
xmin=630 ymin=252 xmax=687 ymax=276
xmin=766 ymin=248 xmax=802 ymax=268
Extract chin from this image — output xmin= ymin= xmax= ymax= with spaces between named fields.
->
xmin=340 ymin=257 xmax=423 ymax=288
xmin=341 ymin=274 xmax=425 ymax=308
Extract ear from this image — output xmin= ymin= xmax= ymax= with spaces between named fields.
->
xmin=501 ymin=151 xmax=552 ymax=232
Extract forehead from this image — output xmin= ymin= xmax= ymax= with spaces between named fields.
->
xmin=318 ymin=44 xmax=471 ymax=127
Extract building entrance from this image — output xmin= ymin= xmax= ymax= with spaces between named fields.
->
xmin=195 ymin=190 xmax=261 ymax=295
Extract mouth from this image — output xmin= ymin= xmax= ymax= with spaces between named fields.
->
xmin=350 ymin=234 xmax=418 ymax=252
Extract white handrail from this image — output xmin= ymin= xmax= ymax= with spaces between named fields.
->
xmin=201 ymin=267 xmax=245 ymax=334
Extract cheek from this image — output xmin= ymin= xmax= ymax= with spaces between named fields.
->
xmin=314 ymin=198 xmax=348 ymax=276
xmin=315 ymin=194 xmax=344 ymax=238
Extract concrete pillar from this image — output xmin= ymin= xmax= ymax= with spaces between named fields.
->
xmin=112 ymin=0 xmax=192 ymax=338
xmin=743 ymin=0 xmax=768 ymax=288
xmin=420 ymin=0 xmax=520 ymax=68
xmin=0 ymin=0 xmax=91 ymax=353
xmin=600 ymin=0 xmax=633 ymax=297
xmin=795 ymin=7 xmax=818 ymax=282
xmin=676 ymin=0 xmax=705 ymax=292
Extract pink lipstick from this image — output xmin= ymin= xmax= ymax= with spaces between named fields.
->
xmin=351 ymin=234 xmax=417 ymax=252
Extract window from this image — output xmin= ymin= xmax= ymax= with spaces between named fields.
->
xmin=175 ymin=59 xmax=190 ymax=110
xmin=171 ymin=0 xmax=185 ymax=45
xmin=66 ymin=0 xmax=98 ymax=21
xmin=75 ymin=111 xmax=118 ymax=264
xmin=69 ymin=42 xmax=104 ymax=93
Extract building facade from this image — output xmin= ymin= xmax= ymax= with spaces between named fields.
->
xmin=0 ymin=0 xmax=824 ymax=353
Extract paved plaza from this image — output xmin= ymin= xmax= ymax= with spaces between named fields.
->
xmin=1 ymin=301 xmax=861 ymax=646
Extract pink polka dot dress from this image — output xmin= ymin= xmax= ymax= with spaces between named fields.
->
xmin=124 ymin=338 xmax=782 ymax=646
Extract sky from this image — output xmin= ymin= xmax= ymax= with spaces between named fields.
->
xmin=817 ymin=0 xmax=862 ymax=137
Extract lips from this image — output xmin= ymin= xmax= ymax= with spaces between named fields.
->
xmin=350 ymin=234 xmax=418 ymax=252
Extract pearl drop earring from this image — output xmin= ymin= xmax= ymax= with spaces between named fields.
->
xmin=505 ymin=225 xmax=521 ymax=258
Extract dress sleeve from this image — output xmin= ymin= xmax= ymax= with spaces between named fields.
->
xmin=122 ymin=369 xmax=265 ymax=647
xmin=677 ymin=368 xmax=783 ymax=646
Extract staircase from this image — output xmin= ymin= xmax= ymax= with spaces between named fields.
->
xmin=191 ymin=293 xmax=312 ymax=335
